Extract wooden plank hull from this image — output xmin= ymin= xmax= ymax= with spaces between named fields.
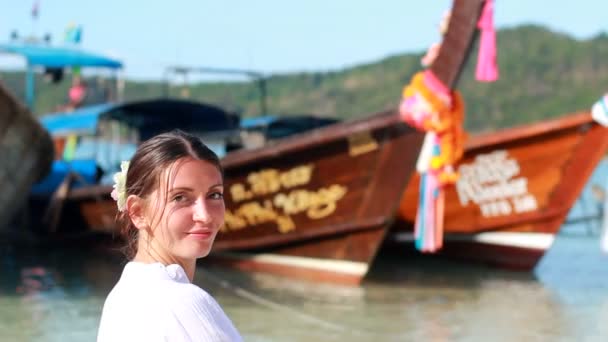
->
xmin=394 ymin=112 xmax=608 ymax=269
xmin=0 ymin=82 xmax=53 ymax=229
xmin=385 ymin=231 xmax=552 ymax=270
xmin=64 ymin=110 xmax=424 ymax=284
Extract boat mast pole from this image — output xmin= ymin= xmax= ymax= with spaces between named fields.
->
xmin=163 ymin=66 xmax=268 ymax=116
xmin=116 ymin=70 xmax=125 ymax=102
xmin=257 ymin=77 xmax=267 ymax=115
xmin=25 ymin=62 xmax=35 ymax=111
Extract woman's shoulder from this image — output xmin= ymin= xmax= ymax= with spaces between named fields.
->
xmin=121 ymin=263 xmax=222 ymax=314
xmin=168 ymin=281 xmax=225 ymax=316
xmin=100 ymin=264 xmax=241 ymax=341
xmin=102 ymin=263 xmax=203 ymax=309
xmin=164 ymin=284 xmax=242 ymax=341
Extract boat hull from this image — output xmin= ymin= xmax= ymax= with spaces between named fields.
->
xmin=63 ymin=110 xmax=423 ymax=284
xmin=394 ymin=112 xmax=608 ymax=269
xmin=385 ymin=230 xmax=553 ymax=270
xmin=0 ymin=82 xmax=53 ymax=230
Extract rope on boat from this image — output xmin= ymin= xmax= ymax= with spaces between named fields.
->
xmin=200 ymin=269 xmax=408 ymax=339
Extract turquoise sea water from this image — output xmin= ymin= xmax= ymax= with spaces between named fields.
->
xmin=1 ymin=160 xmax=608 ymax=341
xmin=1 ymin=230 xmax=607 ymax=341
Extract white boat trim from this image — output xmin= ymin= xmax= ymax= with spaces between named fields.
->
xmin=391 ymin=231 xmax=555 ymax=250
xmin=213 ymin=252 xmax=369 ymax=276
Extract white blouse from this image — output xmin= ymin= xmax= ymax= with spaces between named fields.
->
xmin=97 ymin=262 xmax=242 ymax=342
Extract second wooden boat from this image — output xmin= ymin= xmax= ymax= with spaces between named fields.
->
xmin=391 ymin=111 xmax=608 ymax=269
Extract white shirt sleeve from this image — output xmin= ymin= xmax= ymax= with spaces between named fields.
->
xmin=163 ymin=284 xmax=243 ymax=342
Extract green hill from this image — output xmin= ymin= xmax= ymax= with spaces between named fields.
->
xmin=1 ymin=25 xmax=607 ymax=132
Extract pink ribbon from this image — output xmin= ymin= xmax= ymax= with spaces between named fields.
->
xmin=476 ymin=0 xmax=499 ymax=82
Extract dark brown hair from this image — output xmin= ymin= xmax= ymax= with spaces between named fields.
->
xmin=116 ymin=130 xmax=223 ymax=259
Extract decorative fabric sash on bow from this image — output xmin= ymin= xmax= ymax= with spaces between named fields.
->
xmin=400 ymin=71 xmax=465 ymax=252
xmin=476 ymin=0 xmax=499 ymax=82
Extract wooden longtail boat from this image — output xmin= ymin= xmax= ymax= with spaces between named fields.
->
xmin=211 ymin=111 xmax=423 ymax=284
xmin=391 ymin=111 xmax=608 ymax=269
xmin=46 ymin=94 xmax=424 ymax=286
xmin=0 ymin=82 xmax=53 ymax=230
xmin=206 ymin=0 xmax=485 ymax=284
xmin=0 ymin=39 xmax=123 ymax=231
xmin=31 ymin=0 xmax=485 ymax=284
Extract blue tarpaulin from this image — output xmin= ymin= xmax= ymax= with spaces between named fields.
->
xmin=40 ymin=103 xmax=117 ymax=136
xmin=0 ymin=43 xmax=123 ymax=68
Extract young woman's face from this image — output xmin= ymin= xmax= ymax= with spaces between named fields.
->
xmin=145 ymin=157 xmax=224 ymax=262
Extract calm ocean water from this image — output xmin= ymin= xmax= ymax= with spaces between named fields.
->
xmin=1 ymin=160 xmax=608 ymax=342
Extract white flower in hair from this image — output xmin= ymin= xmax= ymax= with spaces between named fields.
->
xmin=110 ymin=161 xmax=130 ymax=212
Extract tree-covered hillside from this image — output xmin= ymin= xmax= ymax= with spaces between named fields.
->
xmin=1 ymin=25 xmax=607 ymax=132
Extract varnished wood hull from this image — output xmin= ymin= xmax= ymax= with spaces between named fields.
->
xmin=63 ymin=110 xmax=423 ymax=284
xmin=394 ymin=112 xmax=608 ymax=269
xmin=385 ymin=231 xmax=551 ymax=270
xmin=0 ymin=82 xmax=53 ymax=229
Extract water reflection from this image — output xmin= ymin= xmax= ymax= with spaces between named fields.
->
xmin=17 ymin=267 xmax=57 ymax=295
xmin=1 ymin=234 xmax=608 ymax=341
xmin=0 ymin=244 xmax=123 ymax=296
xmin=0 ymin=244 xmax=120 ymax=342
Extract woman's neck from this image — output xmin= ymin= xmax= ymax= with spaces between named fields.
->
xmin=133 ymin=240 xmax=196 ymax=282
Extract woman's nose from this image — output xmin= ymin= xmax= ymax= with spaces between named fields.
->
xmin=192 ymin=199 xmax=212 ymax=223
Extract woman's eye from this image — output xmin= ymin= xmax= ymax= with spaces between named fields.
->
xmin=209 ymin=192 xmax=224 ymax=200
xmin=172 ymin=194 xmax=187 ymax=203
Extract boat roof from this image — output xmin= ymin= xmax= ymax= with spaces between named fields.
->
xmin=240 ymin=114 xmax=339 ymax=139
xmin=41 ymin=103 xmax=116 ymax=136
xmin=40 ymin=98 xmax=240 ymax=138
xmin=0 ymin=42 xmax=123 ymax=69
xmin=241 ymin=115 xmax=338 ymax=128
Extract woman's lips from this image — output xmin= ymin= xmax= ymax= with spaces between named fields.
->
xmin=187 ymin=230 xmax=213 ymax=239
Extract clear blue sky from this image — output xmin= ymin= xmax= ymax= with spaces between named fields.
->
xmin=1 ymin=0 xmax=606 ymax=80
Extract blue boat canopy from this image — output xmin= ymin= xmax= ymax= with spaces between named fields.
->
xmin=34 ymin=99 xmax=241 ymax=195
xmin=0 ymin=43 xmax=123 ymax=69
xmin=240 ymin=114 xmax=339 ymax=139
xmin=40 ymin=103 xmax=117 ymax=136
xmin=39 ymin=99 xmax=240 ymax=138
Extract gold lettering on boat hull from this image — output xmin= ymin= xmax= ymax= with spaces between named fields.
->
xmin=230 ymin=164 xmax=314 ymax=203
xmin=223 ymin=200 xmax=296 ymax=233
xmin=224 ymin=186 xmax=348 ymax=234
xmin=224 ymin=163 xmax=348 ymax=234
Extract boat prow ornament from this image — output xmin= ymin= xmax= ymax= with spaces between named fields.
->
xmin=399 ymin=0 xmax=496 ymax=252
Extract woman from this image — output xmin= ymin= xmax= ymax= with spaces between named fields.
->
xmin=97 ymin=130 xmax=242 ymax=341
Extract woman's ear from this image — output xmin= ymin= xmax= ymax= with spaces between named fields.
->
xmin=126 ymin=194 xmax=148 ymax=230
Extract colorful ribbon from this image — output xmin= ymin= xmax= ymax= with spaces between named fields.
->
xmin=476 ymin=0 xmax=499 ymax=82
xmin=400 ymin=70 xmax=465 ymax=252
